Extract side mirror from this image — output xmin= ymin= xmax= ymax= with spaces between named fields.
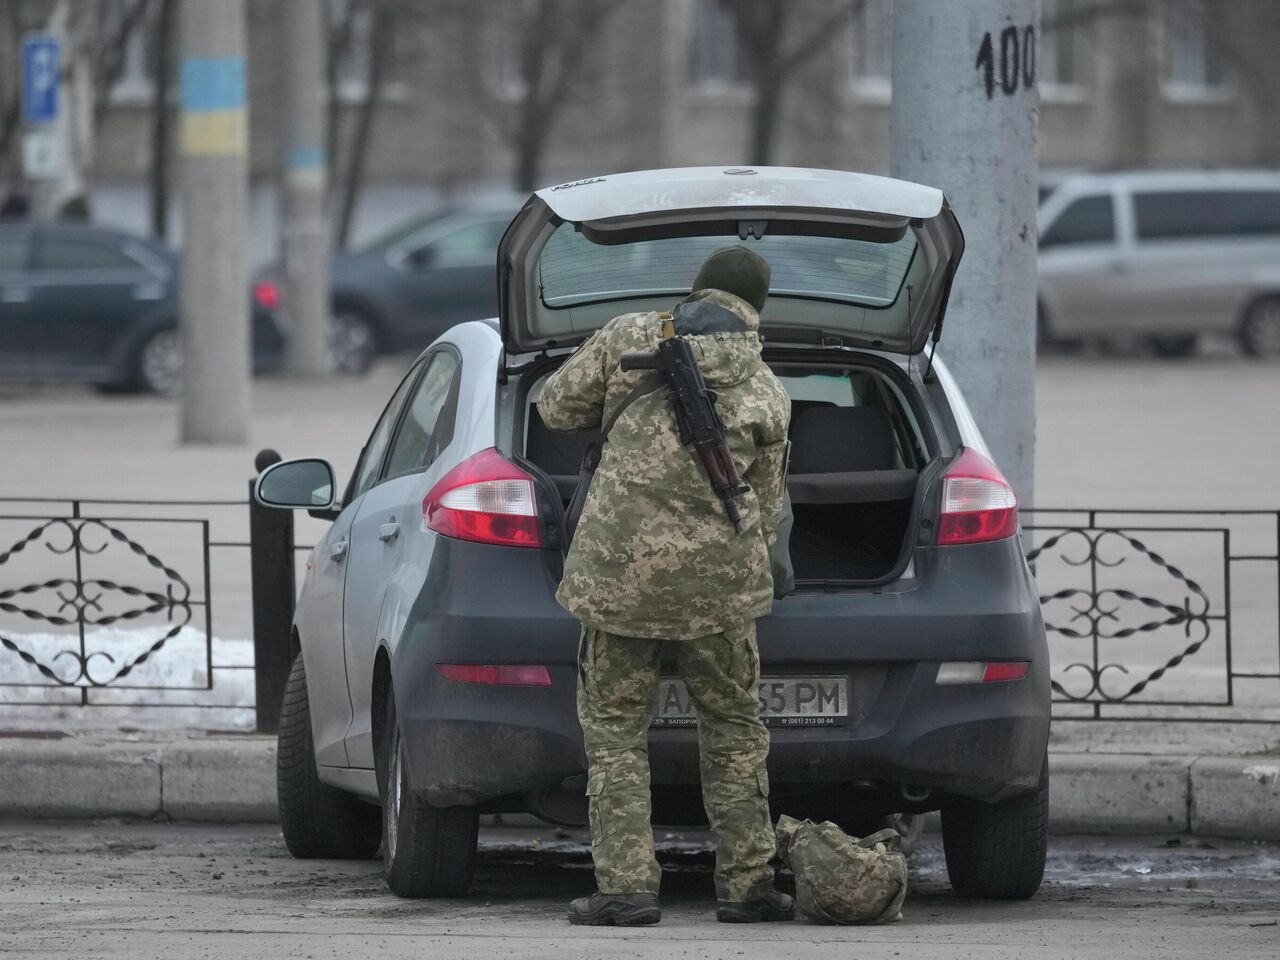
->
xmin=255 ymin=457 xmax=337 ymax=510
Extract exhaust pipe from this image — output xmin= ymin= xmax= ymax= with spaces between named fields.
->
xmin=900 ymin=783 xmax=932 ymax=804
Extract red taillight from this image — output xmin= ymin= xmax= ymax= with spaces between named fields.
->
xmin=438 ymin=664 xmax=552 ymax=686
xmin=936 ymin=661 xmax=1031 ymax=684
xmin=254 ymin=280 xmax=281 ymax=310
xmin=423 ymin=447 xmax=542 ymax=548
xmin=937 ymin=447 xmax=1019 ymax=545
xmin=982 ymin=661 xmax=1030 ymax=682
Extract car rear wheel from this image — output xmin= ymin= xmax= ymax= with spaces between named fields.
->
xmin=380 ymin=687 xmax=479 ymax=898
xmin=330 ymin=308 xmax=377 ymax=376
xmin=136 ymin=327 xmax=183 ymax=395
xmin=277 ymin=653 xmax=383 ymax=859
xmin=1240 ymin=296 xmax=1280 ymax=357
xmin=941 ymin=759 xmax=1048 ymax=900
xmin=1146 ymin=333 xmax=1198 ymax=358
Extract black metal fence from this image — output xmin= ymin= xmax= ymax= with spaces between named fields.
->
xmin=1024 ymin=509 xmax=1280 ymax=723
xmin=0 ymin=485 xmax=300 ymax=732
xmin=2 ymin=493 xmax=1277 ymax=729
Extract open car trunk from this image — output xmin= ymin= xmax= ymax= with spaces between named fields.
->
xmin=521 ymin=355 xmax=935 ymax=589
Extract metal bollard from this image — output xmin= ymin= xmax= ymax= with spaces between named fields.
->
xmin=249 ymin=448 xmax=296 ymax=734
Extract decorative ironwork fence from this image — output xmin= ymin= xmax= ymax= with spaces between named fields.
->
xmin=2 ymin=496 xmax=1277 ymax=727
xmin=0 ymin=496 xmax=277 ymax=730
xmin=0 ymin=510 xmax=208 ymax=695
xmin=1023 ymin=509 xmax=1280 ymax=723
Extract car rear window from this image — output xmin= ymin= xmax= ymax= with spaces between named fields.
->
xmin=537 ymin=226 xmax=918 ymax=310
xmin=1134 ymin=190 xmax=1280 ymax=240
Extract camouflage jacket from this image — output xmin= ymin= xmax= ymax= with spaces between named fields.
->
xmin=538 ymin=289 xmax=791 ymax=640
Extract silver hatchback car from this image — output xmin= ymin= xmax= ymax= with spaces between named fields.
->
xmin=1038 ymin=169 xmax=1280 ymax=356
xmin=256 ymin=166 xmax=1050 ymax=904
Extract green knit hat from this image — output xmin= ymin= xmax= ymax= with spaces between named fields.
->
xmin=692 ymin=245 xmax=771 ymax=314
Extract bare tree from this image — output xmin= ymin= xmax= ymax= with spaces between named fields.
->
xmin=335 ymin=0 xmax=395 ymax=250
xmin=438 ymin=0 xmax=625 ymax=192
xmin=0 ymin=1 xmax=153 ymax=204
xmin=91 ymin=0 xmax=151 ymax=124
xmin=148 ymin=0 xmax=174 ymax=239
xmin=715 ymin=0 xmax=862 ymax=166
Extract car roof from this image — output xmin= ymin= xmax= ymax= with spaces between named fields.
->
xmin=534 ymin=166 xmax=945 ymax=223
xmin=1055 ymin=168 xmax=1280 ymax=193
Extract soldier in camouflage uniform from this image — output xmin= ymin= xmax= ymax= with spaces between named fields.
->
xmin=538 ymin=246 xmax=795 ymax=926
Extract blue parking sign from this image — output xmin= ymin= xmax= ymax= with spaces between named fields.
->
xmin=22 ymin=35 xmax=60 ymax=125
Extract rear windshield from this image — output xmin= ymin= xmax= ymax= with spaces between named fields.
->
xmin=538 ymin=225 xmax=918 ymax=310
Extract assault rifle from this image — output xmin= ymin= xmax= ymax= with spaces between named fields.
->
xmin=620 ymin=336 xmax=747 ymax=533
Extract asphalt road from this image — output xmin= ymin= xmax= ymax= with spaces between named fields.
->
xmin=2 ymin=822 xmax=1277 ymax=959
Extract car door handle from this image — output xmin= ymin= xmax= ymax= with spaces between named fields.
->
xmin=132 ymin=282 xmax=165 ymax=301
xmin=1 ymin=286 xmax=31 ymax=303
xmin=378 ymin=522 xmax=401 ymax=543
xmin=329 ymin=539 xmax=349 ymax=561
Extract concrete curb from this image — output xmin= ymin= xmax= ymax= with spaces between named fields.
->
xmin=0 ymin=736 xmax=276 ymax=823
xmin=3 ymin=736 xmax=1279 ymax=838
xmin=1048 ymin=753 xmax=1192 ymax=834
xmin=1190 ymin=757 xmax=1280 ymax=840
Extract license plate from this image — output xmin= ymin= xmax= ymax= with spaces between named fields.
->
xmin=651 ymin=676 xmax=849 ymax=728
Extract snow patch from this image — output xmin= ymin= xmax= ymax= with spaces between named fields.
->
xmin=0 ymin=626 xmax=255 ymax=731
xmin=1242 ymin=765 xmax=1280 ymax=786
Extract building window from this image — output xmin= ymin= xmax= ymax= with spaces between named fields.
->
xmin=1040 ymin=0 xmax=1087 ymax=102
xmin=1161 ymin=0 xmax=1231 ymax=101
xmin=689 ymin=0 xmax=749 ymax=91
xmin=851 ymin=0 xmax=893 ymax=101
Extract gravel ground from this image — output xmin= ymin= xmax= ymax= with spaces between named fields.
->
xmin=1 ymin=821 xmax=1278 ymax=959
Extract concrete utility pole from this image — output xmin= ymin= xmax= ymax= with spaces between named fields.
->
xmin=279 ymin=0 xmax=331 ymax=376
xmin=178 ymin=0 xmax=250 ymax=444
xmin=890 ymin=0 xmax=1040 ymax=506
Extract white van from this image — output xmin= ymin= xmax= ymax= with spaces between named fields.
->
xmin=1038 ymin=170 xmax=1280 ymax=357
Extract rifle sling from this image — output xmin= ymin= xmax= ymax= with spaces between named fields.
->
xmin=564 ymin=375 xmax=662 ymax=545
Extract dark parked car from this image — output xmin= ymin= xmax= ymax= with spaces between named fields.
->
xmin=253 ymin=204 xmax=518 ymax=373
xmin=0 ymin=221 xmax=282 ymax=394
xmin=256 ymin=167 xmax=1051 ymax=903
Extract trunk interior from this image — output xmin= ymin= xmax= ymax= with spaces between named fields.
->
xmin=522 ymin=357 xmax=932 ymax=588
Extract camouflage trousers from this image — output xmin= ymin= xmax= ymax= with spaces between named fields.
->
xmin=577 ymin=622 xmax=776 ymax=901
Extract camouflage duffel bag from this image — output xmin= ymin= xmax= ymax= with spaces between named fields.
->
xmin=775 ymin=815 xmax=908 ymax=925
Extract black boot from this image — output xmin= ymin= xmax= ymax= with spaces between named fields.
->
xmin=716 ymin=885 xmax=796 ymax=923
xmin=568 ymin=891 xmax=662 ymax=926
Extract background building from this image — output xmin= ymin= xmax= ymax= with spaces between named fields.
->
xmin=2 ymin=0 xmax=1278 ymax=262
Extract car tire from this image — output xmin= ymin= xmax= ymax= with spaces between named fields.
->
xmin=1239 ymin=296 xmax=1280 ymax=357
xmin=1146 ymin=334 xmax=1198 ymax=358
xmin=330 ymin=307 xmax=378 ymax=376
xmin=379 ymin=686 xmax=479 ymax=898
xmin=134 ymin=327 xmax=183 ymax=396
xmin=941 ymin=759 xmax=1048 ymax=900
xmin=277 ymin=653 xmax=383 ymax=860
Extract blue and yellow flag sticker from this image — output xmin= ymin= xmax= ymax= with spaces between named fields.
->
xmin=180 ymin=57 xmax=247 ymax=157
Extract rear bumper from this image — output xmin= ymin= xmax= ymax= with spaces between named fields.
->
xmin=391 ymin=536 xmax=1050 ymax=810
